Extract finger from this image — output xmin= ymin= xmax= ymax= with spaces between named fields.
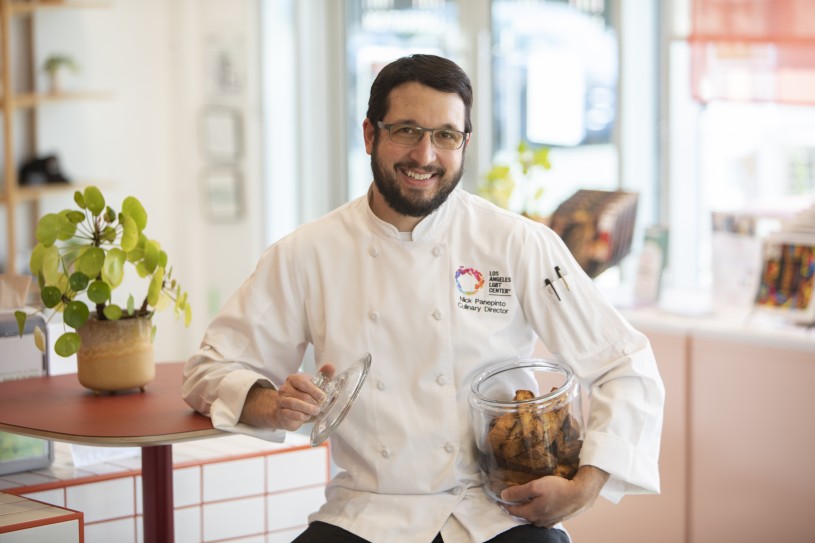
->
xmin=277 ymin=393 xmax=322 ymax=418
xmin=500 ymin=482 xmax=538 ymax=504
xmin=316 ymin=363 xmax=336 ymax=379
xmin=284 ymin=375 xmax=326 ymax=403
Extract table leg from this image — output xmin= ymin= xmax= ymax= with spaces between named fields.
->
xmin=142 ymin=445 xmax=174 ymax=543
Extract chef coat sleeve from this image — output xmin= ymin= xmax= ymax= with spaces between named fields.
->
xmin=182 ymin=239 xmax=311 ymax=442
xmin=520 ymin=225 xmax=665 ymax=504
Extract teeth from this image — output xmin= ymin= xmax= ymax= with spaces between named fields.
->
xmin=405 ymin=170 xmax=432 ymax=181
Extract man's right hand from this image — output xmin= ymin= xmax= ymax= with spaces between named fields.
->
xmin=239 ymin=364 xmax=336 ymax=430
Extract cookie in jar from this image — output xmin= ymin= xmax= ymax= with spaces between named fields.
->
xmin=469 ymin=359 xmax=584 ymax=504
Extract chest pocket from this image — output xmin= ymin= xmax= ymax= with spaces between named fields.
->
xmin=541 ymin=276 xmax=618 ymax=360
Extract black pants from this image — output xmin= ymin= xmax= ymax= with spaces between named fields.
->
xmin=292 ymin=520 xmax=570 ymax=543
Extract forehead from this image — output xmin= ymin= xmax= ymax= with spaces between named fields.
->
xmin=385 ymin=81 xmax=466 ymax=129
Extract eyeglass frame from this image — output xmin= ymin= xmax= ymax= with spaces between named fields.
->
xmin=376 ymin=121 xmax=469 ymax=150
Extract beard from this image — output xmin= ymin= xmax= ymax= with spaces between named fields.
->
xmin=370 ymin=145 xmax=465 ymax=218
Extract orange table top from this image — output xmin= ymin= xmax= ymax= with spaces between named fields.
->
xmin=0 ymin=362 xmax=222 ymax=446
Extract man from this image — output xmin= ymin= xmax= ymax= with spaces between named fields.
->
xmin=182 ymin=54 xmax=664 ymax=543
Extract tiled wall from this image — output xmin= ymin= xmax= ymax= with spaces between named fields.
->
xmin=0 ymin=434 xmax=329 ymax=543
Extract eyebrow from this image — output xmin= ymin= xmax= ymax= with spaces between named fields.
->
xmin=387 ymin=119 xmax=464 ymax=131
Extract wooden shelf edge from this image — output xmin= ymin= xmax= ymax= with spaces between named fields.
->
xmin=8 ymin=1 xmax=114 ymax=15
xmin=2 ymin=182 xmax=105 ymax=204
xmin=10 ymin=91 xmax=115 ymax=109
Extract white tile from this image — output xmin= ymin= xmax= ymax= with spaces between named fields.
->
xmin=203 ymin=457 xmax=264 ymax=502
xmin=226 ymin=536 xmax=266 ymax=543
xmin=66 ymin=478 xmax=135 ymax=523
xmin=21 ymin=488 xmax=64 ymax=507
xmin=135 ymin=476 xmax=142 ymax=515
xmin=84 ymin=517 xmax=136 ymax=543
xmin=174 ymin=505 xmax=201 ymax=543
xmin=0 ymin=472 xmax=54 ymax=486
xmin=202 ymin=496 xmax=265 ymax=541
xmin=268 ymin=526 xmax=308 ymax=543
xmin=266 ymin=448 xmax=328 ymax=492
xmin=173 ymin=466 xmax=201 ymax=507
xmin=266 ymin=486 xmax=324 ymax=532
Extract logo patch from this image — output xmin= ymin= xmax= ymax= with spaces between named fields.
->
xmin=454 ymin=266 xmax=512 ymax=316
xmin=455 ymin=266 xmax=484 ymax=295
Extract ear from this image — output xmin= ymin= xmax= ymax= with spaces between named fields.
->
xmin=363 ymin=119 xmax=376 ymax=155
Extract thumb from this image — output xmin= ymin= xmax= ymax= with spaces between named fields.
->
xmin=317 ymin=363 xmax=336 ymax=380
xmin=501 ymin=483 xmax=534 ymax=504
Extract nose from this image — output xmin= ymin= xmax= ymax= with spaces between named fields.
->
xmin=408 ymin=131 xmax=437 ymax=164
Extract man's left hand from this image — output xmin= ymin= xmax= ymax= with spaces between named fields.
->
xmin=500 ymin=465 xmax=609 ymax=528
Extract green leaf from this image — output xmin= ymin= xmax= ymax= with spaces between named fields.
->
xmin=158 ymin=250 xmax=168 ymax=268
xmin=69 ymin=271 xmax=90 ymax=292
xmin=29 ymin=243 xmax=46 ymax=275
xmin=87 ymin=280 xmax=111 ymax=304
xmin=127 ymin=294 xmax=135 ymax=316
xmin=104 ymin=206 xmax=116 ymax=223
xmin=127 ymin=234 xmax=146 ymax=263
xmin=120 ymin=214 xmax=138 ymax=252
xmin=78 ymin=247 xmax=105 ymax=278
xmin=41 ymin=245 xmax=62 ymax=285
xmin=33 ymin=327 xmax=46 ymax=352
xmin=143 ymin=239 xmax=160 ymax=274
xmin=63 ymin=301 xmax=90 ymax=329
xmin=102 ymin=248 xmax=126 ymax=287
xmin=184 ymin=303 xmax=192 ymax=326
xmin=122 ymin=196 xmax=147 ymax=231
xmin=73 ymin=190 xmax=86 ymax=209
xmin=100 ymin=226 xmax=117 ymax=243
xmin=84 ymin=186 xmax=105 ymax=216
xmin=36 ymin=213 xmax=74 ymax=246
xmin=55 ymin=332 xmax=81 ymax=357
xmin=14 ymin=310 xmax=26 ymax=336
xmin=532 ymin=147 xmax=551 ymax=170
xmin=65 ymin=210 xmax=85 ymax=224
xmin=147 ymin=267 xmax=164 ymax=307
xmin=103 ymin=304 xmax=123 ymax=320
xmin=41 ymin=286 xmax=62 ymax=308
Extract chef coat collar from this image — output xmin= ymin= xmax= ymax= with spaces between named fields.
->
xmin=362 ymin=183 xmax=456 ymax=243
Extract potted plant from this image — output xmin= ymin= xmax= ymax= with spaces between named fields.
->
xmin=478 ymin=141 xmax=552 ymax=222
xmin=15 ymin=186 xmax=191 ymax=393
xmin=42 ymin=54 xmax=79 ymax=94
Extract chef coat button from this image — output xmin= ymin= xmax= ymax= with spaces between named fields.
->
xmin=376 ymin=380 xmax=385 ymax=391
xmin=436 ymin=374 xmax=447 ymax=386
xmin=622 ymin=344 xmax=632 ymax=355
xmin=432 ymin=309 xmax=442 ymax=321
xmin=369 ymin=247 xmax=379 ymax=257
xmin=444 ymin=442 xmax=455 ymax=453
xmin=369 ymin=311 xmax=379 ymax=322
xmin=432 ymin=246 xmax=443 ymax=257
xmin=381 ymin=448 xmax=391 ymax=459
xmin=451 ymin=486 xmax=463 ymax=495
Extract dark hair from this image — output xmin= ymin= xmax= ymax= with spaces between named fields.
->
xmin=366 ymin=54 xmax=473 ymax=134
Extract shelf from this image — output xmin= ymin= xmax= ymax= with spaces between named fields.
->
xmin=9 ymin=90 xmax=115 ymax=108
xmin=8 ymin=1 xmax=113 ymax=15
xmin=0 ymin=181 xmax=101 ymax=204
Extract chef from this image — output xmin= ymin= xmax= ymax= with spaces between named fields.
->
xmin=182 ymin=54 xmax=664 ymax=543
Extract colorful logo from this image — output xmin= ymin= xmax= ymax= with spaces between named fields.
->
xmin=455 ymin=266 xmax=485 ymax=295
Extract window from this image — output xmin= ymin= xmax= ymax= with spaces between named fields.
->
xmin=345 ymin=0 xmax=461 ymax=200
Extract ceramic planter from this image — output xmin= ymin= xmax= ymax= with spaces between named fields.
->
xmin=76 ymin=317 xmax=155 ymax=394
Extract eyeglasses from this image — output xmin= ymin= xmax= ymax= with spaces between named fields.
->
xmin=376 ymin=121 xmax=468 ymax=151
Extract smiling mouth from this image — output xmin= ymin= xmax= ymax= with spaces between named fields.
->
xmin=401 ymin=168 xmax=436 ymax=182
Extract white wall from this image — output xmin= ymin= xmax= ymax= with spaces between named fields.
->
xmin=30 ymin=0 xmax=263 ymax=363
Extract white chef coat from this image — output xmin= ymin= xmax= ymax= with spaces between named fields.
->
xmin=182 ymin=187 xmax=665 ymax=543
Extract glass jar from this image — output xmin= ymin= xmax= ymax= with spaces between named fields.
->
xmin=469 ymin=358 xmax=584 ymax=504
